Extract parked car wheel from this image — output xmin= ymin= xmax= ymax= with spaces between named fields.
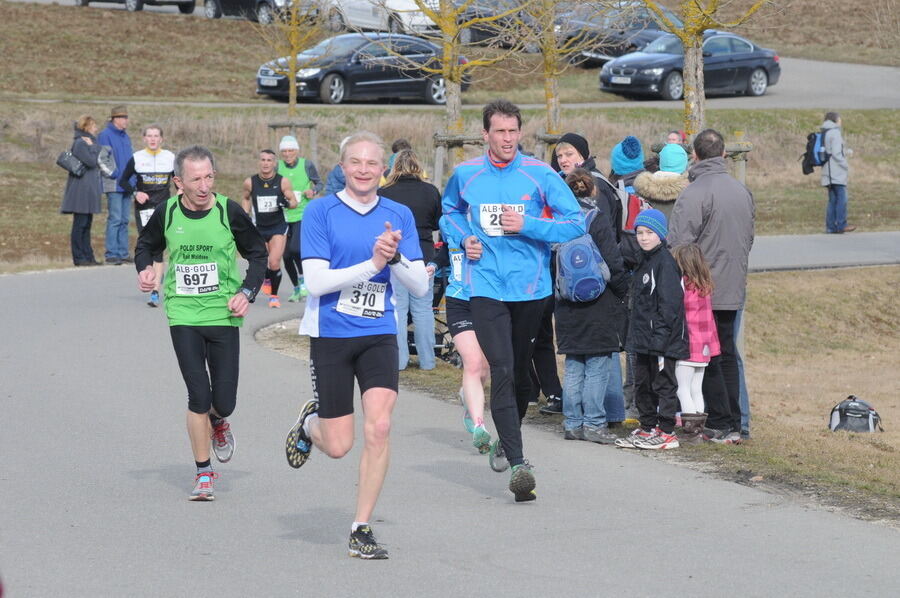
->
xmin=425 ymin=77 xmax=447 ymax=105
xmin=660 ymin=70 xmax=683 ymax=100
xmin=746 ymin=67 xmax=768 ymax=96
xmin=125 ymin=0 xmax=144 ymax=11
xmin=327 ymin=9 xmax=345 ymax=32
xmin=320 ymin=74 xmax=346 ymax=104
xmin=388 ymin=15 xmax=404 ymax=34
xmin=178 ymin=0 xmax=196 ymax=14
xmin=204 ymin=0 xmax=222 ymax=18
xmin=257 ymin=2 xmax=274 ymax=24
xmin=458 ymin=25 xmax=473 ymax=45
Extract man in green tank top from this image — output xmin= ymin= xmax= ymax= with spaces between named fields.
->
xmin=277 ymin=135 xmax=323 ymax=302
xmin=135 ymin=145 xmax=267 ymax=502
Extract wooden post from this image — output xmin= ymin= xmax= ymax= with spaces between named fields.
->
xmin=534 ymin=131 xmax=563 ymax=163
xmin=432 ymin=133 xmax=484 ymax=187
xmin=267 ymin=121 xmax=318 ymax=166
xmin=724 ymin=132 xmax=752 ymax=186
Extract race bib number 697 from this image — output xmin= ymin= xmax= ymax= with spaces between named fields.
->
xmin=175 ymin=262 xmax=220 ymax=295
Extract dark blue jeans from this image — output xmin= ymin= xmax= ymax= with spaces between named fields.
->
xmin=825 ymin=184 xmax=848 ymax=233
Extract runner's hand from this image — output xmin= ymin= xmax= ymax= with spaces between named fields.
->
xmin=227 ymin=292 xmax=249 ymax=318
xmin=135 ymin=192 xmax=149 ymax=205
xmin=464 ymin=235 xmax=482 ymax=260
xmin=277 ymin=196 xmax=290 ymax=208
xmin=138 ymin=266 xmax=156 ymax=292
xmin=372 ymin=222 xmax=400 ymax=269
xmin=500 ymin=204 xmax=524 ymax=233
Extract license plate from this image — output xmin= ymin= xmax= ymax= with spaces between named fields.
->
xmin=611 ymin=76 xmax=631 ymax=84
xmin=259 ymin=77 xmax=279 ymax=87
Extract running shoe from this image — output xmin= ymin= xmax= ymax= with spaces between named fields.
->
xmin=148 ymin=290 xmax=159 ymax=308
xmin=269 ymin=296 xmax=281 ymax=308
xmin=538 ymin=395 xmax=562 ymax=415
xmin=583 ymin=424 xmax=618 ymax=445
xmin=615 ymin=427 xmax=655 ymax=448
xmin=472 ymin=425 xmax=491 ymax=454
xmin=710 ymin=431 xmax=743 ymax=445
xmin=564 ymin=427 xmax=584 ymax=441
xmin=288 ymin=286 xmax=302 ymax=302
xmin=348 ymin=525 xmax=389 ymax=560
xmin=634 ymin=428 xmax=680 ymax=450
xmin=211 ymin=418 xmax=235 ymax=463
xmin=285 ymin=399 xmax=318 ymax=469
xmin=261 ymin=279 xmax=272 ymax=296
xmin=509 ymin=460 xmax=536 ymax=503
xmin=189 ymin=471 xmax=218 ymax=501
xmin=460 ymin=388 xmax=475 ymax=434
xmin=488 ymin=439 xmax=509 ymax=472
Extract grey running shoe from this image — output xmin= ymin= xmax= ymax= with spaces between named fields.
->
xmin=286 ymin=400 xmax=318 ymax=469
xmin=615 ymin=427 xmax=655 ymax=448
xmin=348 ymin=525 xmax=389 ymax=560
xmin=702 ymin=426 xmax=730 ymax=442
xmin=211 ymin=418 xmax=235 ymax=463
xmin=563 ymin=427 xmax=584 ymax=440
xmin=189 ymin=471 xmax=217 ymax=501
xmin=711 ymin=431 xmax=743 ymax=445
xmin=488 ymin=439 xmax=509 ymax=472
xmin=509 ymin=460 xmax=536 ymax=502
xmin=583 ymin=425 xmax=618 ymax=444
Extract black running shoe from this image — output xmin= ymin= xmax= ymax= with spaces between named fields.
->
xmin=348 ymin=525 xmax=389 ymax=560
xmin=285 ymin=400 xmax=318 ymax=469
xmin=539 ymin=396 xmax=562 ymax=415
xmin=509 ymin=460 xmax=536 ymax=502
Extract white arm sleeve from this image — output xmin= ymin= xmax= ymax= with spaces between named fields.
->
xmin=390 ymin=255 xmax=429 ymax=298
xmin=301 ymin=258 xmax=381 ymax=297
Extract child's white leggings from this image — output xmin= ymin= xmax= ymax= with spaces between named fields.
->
xmin=675 ymin=362 xmax=706 ymax=414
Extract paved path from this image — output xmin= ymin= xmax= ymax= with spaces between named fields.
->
xmin=1 ymin=239 xmax=899 ymax=596
xmin=750 ymin=231 xmax=900 ymax=272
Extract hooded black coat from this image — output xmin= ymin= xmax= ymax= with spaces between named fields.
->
xmin=624 ymin=242 xmax=688 ymax=360
xmin=60 ymin=125 xmax=102 ymax=215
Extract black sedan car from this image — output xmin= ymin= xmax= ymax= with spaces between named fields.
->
xmin=256 ymin=33 xmax=469 ymax=105
xmin=558 ymin=1 xmax=683 ymax=67
xmin=599 ymin=31 xmax=781 ymax=100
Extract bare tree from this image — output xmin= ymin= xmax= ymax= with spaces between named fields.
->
xmin=254 ymin=1 xmax=331 ymax=117
xmin=641 ymin=0 xmax=779 ymax=136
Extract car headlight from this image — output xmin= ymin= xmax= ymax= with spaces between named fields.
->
xmin=640 ymin=68 xmax=664 ymax=76
xmin=601 ymin=62 xmax=612 ymax=73
xmin=296 ymin=68 xmax=321 ymax=79
xmin=258 ymin=66 xmax=275 ymax=77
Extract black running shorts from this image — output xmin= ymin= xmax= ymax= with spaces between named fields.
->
xmin=445 ymin=297 xmax=474 ymax=337
xmin=257 ymin=223 xmax=289 ymax=242
xmin=309 ymin=334 xmax=399 ymax=419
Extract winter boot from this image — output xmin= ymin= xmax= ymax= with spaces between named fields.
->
xmin=680 ymin=413 xmax=707 ymax=445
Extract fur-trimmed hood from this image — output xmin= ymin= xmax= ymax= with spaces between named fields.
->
xmin=633 ymin=170 xmax=689 ymax=204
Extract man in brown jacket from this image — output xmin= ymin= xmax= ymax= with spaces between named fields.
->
xmin=668 ymin=129 xmax=755 ymax=444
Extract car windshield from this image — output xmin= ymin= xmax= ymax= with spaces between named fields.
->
xmin=558 ymin=3 xmax=682 ymax=29
xmin=302 ymin=36 xmax=366 ymax=57
xmin=643 ymin=35 xmax=683 ymax=55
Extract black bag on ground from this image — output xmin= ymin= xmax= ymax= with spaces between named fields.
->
xmin=828 ymin=395 xmax=884 ymax=433
xmin=56 ymin=150 xmax=86 ymax=177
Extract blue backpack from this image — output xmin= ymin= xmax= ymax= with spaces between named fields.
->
xmin=801 ymin=129 xmax=831 ymax=175
xmin=555 ymin=209 xmax=611 ymax=302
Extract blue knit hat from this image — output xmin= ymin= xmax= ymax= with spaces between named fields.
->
xmin=658 ymin=143 xmax=688 ymax=174
xmin=634 ymin=209 xmax=667 ymax=240
xmin=610 ymin=136 xmax=645 ymax=175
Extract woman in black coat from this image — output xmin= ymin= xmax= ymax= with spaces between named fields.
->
xmin=60 ymin=115 xmax=102 ymax=266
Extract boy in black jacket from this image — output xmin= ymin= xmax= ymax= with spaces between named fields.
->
xmin=615 ymin=209 xmax=688 ymax=450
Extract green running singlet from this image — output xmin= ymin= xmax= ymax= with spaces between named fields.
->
xmin=163 ymin=193 xmax=243 ymax=327
xmin=278 ymin=158 xmax=312 ymax=223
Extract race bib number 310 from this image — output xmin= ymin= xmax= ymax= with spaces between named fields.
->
xmin=479 ymin=203 xmax=524 ymax=236
xmin=175 ymin=262 xmax=220 ymax=295
xmin=336 ymin=280 xmax=387 ymax=319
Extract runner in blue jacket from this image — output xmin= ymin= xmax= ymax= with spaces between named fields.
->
xmin=441 ymin=100 xmax=584 ymax=502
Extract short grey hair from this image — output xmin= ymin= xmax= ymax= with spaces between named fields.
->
xmin=175 ymin=145 xmax=215 ymax=178
xmin=339 ymin=131 xmax=385 ymax=163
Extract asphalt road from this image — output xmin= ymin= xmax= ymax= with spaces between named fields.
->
xmin=10 ymin=0 xmax=900 ymax=110
xmin=1 ymin=236 xmax=899 ymax=596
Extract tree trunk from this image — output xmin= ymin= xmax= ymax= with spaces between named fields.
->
xmin=445 ymin=76 xmax=464 ymax=165
xmin=681 ymin=35 xmax=704 ymax=137
xmin=288 ymin=52 xmax=297 ymax=118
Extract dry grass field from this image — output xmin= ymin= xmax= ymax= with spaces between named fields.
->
xmin=258 ymin=266 xmax=900 ymax=518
